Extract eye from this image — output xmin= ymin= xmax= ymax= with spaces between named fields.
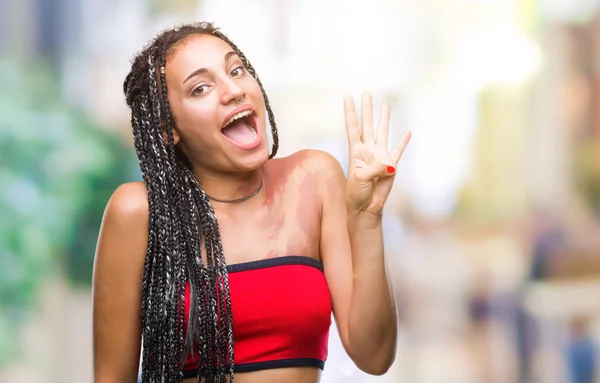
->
xmin=230 ymin=66 xmax=245 ymax=78
xmin=191 ymin=84 xmax=209 ymax=97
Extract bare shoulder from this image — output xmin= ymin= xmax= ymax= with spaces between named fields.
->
xmin=275 ymin=150 xmax=346 ymax=206
xmin=93 ymin=181 xmax=149 ymax=282
xmin=103 ymin=181 xmax=149 ymax=226
xmin=279 ymin=149 xmax=345 ymax=178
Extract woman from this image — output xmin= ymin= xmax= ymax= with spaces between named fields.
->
xmin=92 ymin=22 xmax=411 ymax=383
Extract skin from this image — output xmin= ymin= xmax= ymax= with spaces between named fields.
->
xmin=92 ymin=33 xmax=411 ymax=383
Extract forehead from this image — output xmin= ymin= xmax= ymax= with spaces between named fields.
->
xmin=167 ymin=34 xmax=234 ymax=71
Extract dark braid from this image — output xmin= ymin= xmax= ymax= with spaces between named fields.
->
xmin=123 ymin=22 xmax=278 ymax=382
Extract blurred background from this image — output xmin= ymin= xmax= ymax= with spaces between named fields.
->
xmin=1 ymin=0 xmax=600 ymax=382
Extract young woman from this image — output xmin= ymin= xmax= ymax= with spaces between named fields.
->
xmin=92 ymin=21 xmax=411 ymax=383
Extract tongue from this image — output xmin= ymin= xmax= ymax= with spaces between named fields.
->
xmin=221 ymin=120 xmax=256 ymax=144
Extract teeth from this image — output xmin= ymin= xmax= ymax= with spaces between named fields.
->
xmin=224 ymin=110 xmax=252 ymax=127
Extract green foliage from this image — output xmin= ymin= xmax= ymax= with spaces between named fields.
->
xmin=0 ymin=57 xmax=138 ymax=367
xmin=64 ymin=130 xmax=139 ymax=286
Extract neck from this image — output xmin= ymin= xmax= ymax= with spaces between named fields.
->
xmin=194 ymin=168 xmax=265 ymax=205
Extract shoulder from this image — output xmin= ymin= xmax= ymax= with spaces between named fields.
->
xmin=94 ymin=182 xmax=149 ymax=289
xmin=96 ymin=182 xmax=149 ymax=257
xmin=301 ymin=150 xmax=345 ymax=188
xmin=280 ymin=150 xmax=346 ymax=202
xmin=265 ymin=150 xmax=346 ymax=203
xmin=281 ymin=149 xmax=345 ymax=179
xmin=103 ymin=181 xmax=149 ymax=228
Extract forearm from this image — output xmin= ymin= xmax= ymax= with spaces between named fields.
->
xmin=346 ymin=211 xmax=398 ymax=374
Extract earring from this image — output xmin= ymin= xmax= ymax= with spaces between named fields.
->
xmin=236 ymin=94 xmax=245 ymax=104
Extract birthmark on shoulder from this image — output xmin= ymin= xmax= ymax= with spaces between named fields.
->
xmin=263 ymin=151 xmax=311 ymax=208
xmin=267 ymin=212 xmax=285 ymax=240
xmin=296 ymin=171 xmax=319 ymax=229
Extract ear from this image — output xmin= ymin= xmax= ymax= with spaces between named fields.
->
xmin=162 ymin=127 xmax=181 ymax=146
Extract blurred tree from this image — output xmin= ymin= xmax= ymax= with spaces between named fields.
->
xmin=64 ymin=130 xmax=139 ymax=286
xmin=0 ymin=58 xmax=138 ymax=368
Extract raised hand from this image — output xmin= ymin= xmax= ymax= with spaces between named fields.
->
xmin=344 ymin=92 xmax=411 ymax=216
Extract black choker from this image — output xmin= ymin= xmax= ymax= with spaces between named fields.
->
xmin=205 ymin=180 xmax=264 ymax=203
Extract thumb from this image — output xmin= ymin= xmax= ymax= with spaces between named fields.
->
xmin=356 ymin=162 xmax=396 ymax=180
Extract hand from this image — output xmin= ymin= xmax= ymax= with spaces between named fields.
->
xmin=344 ymin=92 xmax=411 ymax=216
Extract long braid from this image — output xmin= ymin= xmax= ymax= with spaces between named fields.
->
xmin=157 ymin=52 xmax=188 ymax=382
xmin=149 ymin=50 xmax=183 ymax=381
xmin=145 ymin=52 xmax=167 ymax=379
xmin=134 ymin=91 xmax=163 ymax=380
xmin=123 ymin=22 xmax=274 ymax=382
xmin=129 ymin=97 xmax=155 ymax=383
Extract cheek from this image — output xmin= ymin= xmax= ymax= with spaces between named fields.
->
xmin=248 ymin=81 xmax=267 ymax=125
xmin=172 ymin=101 xmax=220 ymax=146
xmin=250 ymin=82 xmax=265 ymax=106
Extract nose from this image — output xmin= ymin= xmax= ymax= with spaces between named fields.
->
xmin=220 ymin=76 xmax=245 ymax=105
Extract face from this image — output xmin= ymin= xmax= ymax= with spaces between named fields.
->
xmin=164 ymin=33 xmax=269 ymax=173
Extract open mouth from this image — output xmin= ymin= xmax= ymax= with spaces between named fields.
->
xmin=221 ymin=109 xmax=258 ymax=145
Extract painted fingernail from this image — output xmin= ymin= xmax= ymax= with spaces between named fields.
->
xmin=387 ymin=166 xmax=396 ymax=174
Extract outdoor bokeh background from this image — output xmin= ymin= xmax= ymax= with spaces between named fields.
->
xmin=2 ymin=0 xmax=600 ymax=382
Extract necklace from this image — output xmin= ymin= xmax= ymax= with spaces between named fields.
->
xmin=205 ymin=180 xmax=264 ymax=204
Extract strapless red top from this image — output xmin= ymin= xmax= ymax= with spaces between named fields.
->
xmin=182 ymin=256 xmax=332 ymax=378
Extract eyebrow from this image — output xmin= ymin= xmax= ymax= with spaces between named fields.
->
xmin=183 ymin=51 xmax=239 ymax=84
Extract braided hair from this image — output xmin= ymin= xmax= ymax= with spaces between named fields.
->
xmin=122 ymin=22 xmax=279 ymax=383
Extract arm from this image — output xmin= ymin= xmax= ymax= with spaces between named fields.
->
xmin=317 ymin=150 xmax=398 ymax=375
xmin=92 ymin=182 xmax=149 ymax=383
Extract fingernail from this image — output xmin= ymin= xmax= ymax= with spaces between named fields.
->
xmin=387 ymin=166 xmax=396 ymax=174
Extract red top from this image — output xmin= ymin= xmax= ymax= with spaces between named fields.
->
xmin=182 ymin=256 xmax=332 ymax=377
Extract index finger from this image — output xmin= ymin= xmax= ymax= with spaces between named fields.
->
xmin=344 ymin=96 xmax=361 ymax=147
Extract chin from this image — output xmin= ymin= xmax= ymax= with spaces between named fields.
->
xmin=234 ymin=144 xmax=270 ymax=171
